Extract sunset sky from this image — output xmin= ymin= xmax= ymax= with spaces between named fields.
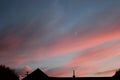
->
xmin=0 ymin=0 xmax=120 ymax=77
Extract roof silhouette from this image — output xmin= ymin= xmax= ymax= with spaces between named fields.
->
xmin=22 ymin=68 xmax=120 ymax=80
xmin=22 ymin=68 xmax=48 ymax=80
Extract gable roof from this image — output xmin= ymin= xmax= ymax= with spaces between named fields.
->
xmin=22 ymin=68 xmax=48 ymax=80
xmin=22 ymin=68 xmax=120 ymax=80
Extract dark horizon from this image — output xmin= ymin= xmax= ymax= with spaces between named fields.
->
xmin=22 ymin=68 xmax=120 ymax=80
xmin=0 ymin=64 xmax=120 ymax=80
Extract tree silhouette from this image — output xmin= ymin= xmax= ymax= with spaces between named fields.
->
xmin=113 ymin=69 xmax=120 ymax=78
xmin=0 ymin=65 xmax=19 ymax=80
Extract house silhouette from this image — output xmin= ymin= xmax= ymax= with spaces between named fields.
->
xmin=22 ymin=68 xmax=48 ymax=80
xmin=22 ymin=68 xmax=120 ymax=80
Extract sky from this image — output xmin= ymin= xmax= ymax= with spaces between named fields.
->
xmin=0 ymin=0 xmax=120 ymax=77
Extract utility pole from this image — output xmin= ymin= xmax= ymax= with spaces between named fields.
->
xmin=73 ymin=70 xmax=75 ymax=79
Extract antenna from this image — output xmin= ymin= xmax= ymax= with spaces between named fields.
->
xmin=73 ymin=70 xmax=75 ymax=78
xmin=25 ymin=71 xmax=29 ymax=76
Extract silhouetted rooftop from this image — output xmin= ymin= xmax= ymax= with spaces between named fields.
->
xmin=22 ymin=68 xmax=120 ymax=80
xmin=22 ymin=68 xmax=48 ymax=80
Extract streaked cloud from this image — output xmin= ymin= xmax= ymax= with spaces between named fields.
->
xmin=0 ymin=0 xmax=120 ymax=77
